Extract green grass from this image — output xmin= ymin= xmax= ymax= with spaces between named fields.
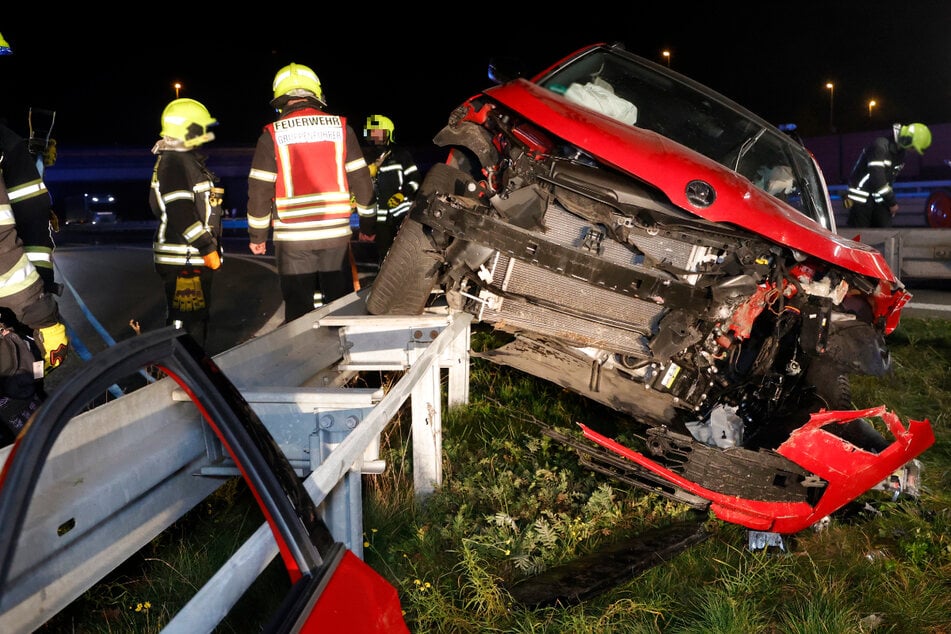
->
xmin=363 ymin=317 xmax=951 ymax=633
xmin=41 ymin=316 xmax=951 ymax=632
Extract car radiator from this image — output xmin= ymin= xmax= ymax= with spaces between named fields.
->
xmin=472 ymin=201 xmax=704 ymax=358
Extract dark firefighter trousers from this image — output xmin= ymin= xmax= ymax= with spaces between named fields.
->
xmin=275 ymin=241 xmax=354 ymax=323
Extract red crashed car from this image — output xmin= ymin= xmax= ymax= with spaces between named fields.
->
xmin=366 ymin=42 xmax=933 ymax=534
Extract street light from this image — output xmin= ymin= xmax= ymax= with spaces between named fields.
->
xmin=662 ymin=50 xmax=671 ymax=67
xmin=825 ymin=82 xmax=835 ymax=132
xmin=174 ymin=82 xmax=182 ymax=98
xmin=868 ymin=99 xmax=877 ymax=119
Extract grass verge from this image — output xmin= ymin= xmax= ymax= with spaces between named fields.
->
xmin=42 ymin=316 xmax=951 ymax=632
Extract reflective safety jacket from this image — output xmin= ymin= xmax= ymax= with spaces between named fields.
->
xmin=0 ymin=124 xmax=56 ymax=293
xmin=0 ymin=171 xmax=59 ymax=330
xmin=149 ymin=146 xmax=222 ymax=269
xmin=247 ymin=102 xmax=376 ymax=248
xmin=846 ymin=136 xmax=906 ymax=208
xmin=363 ymin=144 xmax=420 ymax=223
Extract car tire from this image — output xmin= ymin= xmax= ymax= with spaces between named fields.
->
xmin=365 ymin=218 xmax=442 ymax=315
xmin=805 ymin=361 xmax=889 ymax=453
xmin=366 ymin=162 xmax=478 ymax=315
xmin=807 ymin=362 xmax=852 ymax=410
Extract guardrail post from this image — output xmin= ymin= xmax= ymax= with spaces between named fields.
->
xmin=317 ymin=414 xmax=365 ymax=557
xmin=317 ymin=309 xmax=472 ymax=500
xmin=881 ymin=233 xmax=902 ymax=277
xmin=411 ymin=353 xmax=442 ymax=499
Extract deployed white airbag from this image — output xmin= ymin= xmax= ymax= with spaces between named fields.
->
xmin=564 ymin=81 xmax=638 ymax=125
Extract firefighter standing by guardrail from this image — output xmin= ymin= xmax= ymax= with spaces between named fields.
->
xmin=149 ymin=98 xmax=224 ymax=350
xmin=845 ymin=122 xmax=932 ymax=228
xmin=247 ymin=63 xmax=376 ymax=321
xmin=361 ymin=114 xmax=419 ymax=262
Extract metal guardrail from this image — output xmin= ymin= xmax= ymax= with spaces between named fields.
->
xmin=0 ymin=291 xmax=472 ymax=633
xmin=825 ymin=182 xmax=951 ymax=281
xmin=847 ymin=228 xmax=951 ymax=281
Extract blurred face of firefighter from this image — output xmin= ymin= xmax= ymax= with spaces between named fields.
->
xmin=366 ymin=127 xmax=389 ymax=146
xmin=364 ymin=115 xmax=394 ymax=147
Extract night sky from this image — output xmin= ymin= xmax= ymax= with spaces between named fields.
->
xmin=3 ymin=4 xmax=950 ymax=150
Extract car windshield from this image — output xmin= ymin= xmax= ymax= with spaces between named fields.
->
xmin=537 ymin=47 xmax=832 ymax=229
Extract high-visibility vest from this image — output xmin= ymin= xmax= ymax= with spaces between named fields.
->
xmin=267 ymin=108 xmax=358 ymax=243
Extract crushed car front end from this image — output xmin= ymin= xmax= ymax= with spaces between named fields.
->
xmin=365 ymin=42 xmax=933 ymax=533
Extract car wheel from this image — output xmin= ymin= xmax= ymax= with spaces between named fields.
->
xmin=805 ymin=361 xmax=889 ymax=453
xmin=366 ymin=162 xmax=478 ymax=315
xmin=365 ymin=218 xmax=442 ymax=315
xmin=807 ymin=362 xmax=852 ymax=410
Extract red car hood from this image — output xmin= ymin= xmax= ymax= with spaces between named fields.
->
xmin=485 ymin=80 xmax=897 ymax=283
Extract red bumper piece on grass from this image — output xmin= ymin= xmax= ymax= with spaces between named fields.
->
xmin=580 ymin=405 xmax=934 ymax=534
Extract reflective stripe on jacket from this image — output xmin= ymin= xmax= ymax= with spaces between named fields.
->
xmin=372 ymin=146 xmax=420 ymax=222
xmin=0 ymin=177 xmax=57 ymax=329
xmin=846 ymin=136 xmax=905 ymax=207
xmin=0 ymin=124 xmax=56 ymax=285
xmin=149 ymin=149 xmax=222 ymax=268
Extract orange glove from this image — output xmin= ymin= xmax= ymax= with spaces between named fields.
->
xmin=203 ymin=251 xmax=221 ymax=270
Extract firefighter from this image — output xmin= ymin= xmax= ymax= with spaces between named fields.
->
xmin=845 ymin=123 xmax=932 ymax=228
xmin=0 ymin=132 xmax=70 ymax=442
xmin=0 ymin=31 xmax=69 ymax=443
xmin=0 ymin=122 xmax=59 ymax=298
xmin=361 ymin=114 xmax=419 ymax=262
xmin=149 ymin=98 xmax=224 ymax=350
xmin=247 ymin=62 xmax=376 ymax=322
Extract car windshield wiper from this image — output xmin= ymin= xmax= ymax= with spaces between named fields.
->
xmin=732 ymin=127 xmax=767 ymax=172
